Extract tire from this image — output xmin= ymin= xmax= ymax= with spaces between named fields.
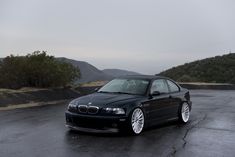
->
xmin=178 ymin=102 xmax=190 ymax=123
xmin=127 ymin=108 xmax=145 ymax=135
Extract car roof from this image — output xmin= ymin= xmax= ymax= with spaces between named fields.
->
xmin=118 ymin=75 xmax=170 ymax=81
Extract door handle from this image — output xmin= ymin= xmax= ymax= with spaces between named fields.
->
xmin=169 ymin=95 xmax=172 ymax=99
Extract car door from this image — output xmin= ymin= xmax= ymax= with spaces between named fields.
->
xmin=144 ymin=79 xmax=173 ymax=123
xmin=166 ymin=79 xmax=182 ymax=117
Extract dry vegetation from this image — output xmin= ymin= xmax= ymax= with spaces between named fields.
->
xmin=80 ymin=81 xmax=108 ymax=87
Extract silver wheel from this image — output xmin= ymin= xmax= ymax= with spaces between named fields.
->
xmin=131 ymin=108 xmax=144 ymax=134
xmin=181 ymin=103 xmax=190 ymax=122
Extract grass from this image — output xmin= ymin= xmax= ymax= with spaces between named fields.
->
xmin=80 ymin=81 xmax=108 ymax=87
xmin=0 ymin=100 xmax=67 ymax=111
xmin=0 ymin=87 xmax=49 ymax=95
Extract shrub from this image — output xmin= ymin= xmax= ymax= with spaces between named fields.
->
xmin=177 ymin=75 xmax=194 ymax=82
xmin=0 ymin=51 xmax=80 ymax=89
xmin=159 ymin=53 xmax=235 ymax=84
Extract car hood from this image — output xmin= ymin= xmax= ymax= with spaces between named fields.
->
xmin=72 ymin=92 xmax=143 ymax=108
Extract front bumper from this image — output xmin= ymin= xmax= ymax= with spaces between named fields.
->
xmin=65 ymin=111 xmax=128 ymax=133
xmin=65 ymin=124 xmax=119 ymax=133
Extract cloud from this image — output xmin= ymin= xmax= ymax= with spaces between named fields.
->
xmin=0 ymin=0 xmax=235 ymax=74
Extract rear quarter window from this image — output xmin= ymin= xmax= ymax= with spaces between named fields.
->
xmin=150 ymin=79 xmax=169 ymax=94
xmin=167 ymin=80 xmax=180 ymax=92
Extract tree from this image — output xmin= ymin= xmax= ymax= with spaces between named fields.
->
xmin=0 ymin=51 xmax=80 ymax=89
xmin=178 ymin=75 xmax=194 ymax=82
xmin=159 ymin=53 xmax=235 ymax=84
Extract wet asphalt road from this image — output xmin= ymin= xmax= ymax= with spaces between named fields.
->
xmin=1 ymin=90 xmax=235 ymax=157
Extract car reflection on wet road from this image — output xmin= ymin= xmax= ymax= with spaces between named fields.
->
xmin=0 ymin=90 xmax=235 ymax=157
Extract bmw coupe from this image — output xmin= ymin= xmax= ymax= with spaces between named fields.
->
xmin=65 ymin=75 xmax=192 ymax=135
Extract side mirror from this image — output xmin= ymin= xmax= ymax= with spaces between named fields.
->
xmin=151 ymin=91 xmax=161 ymax=96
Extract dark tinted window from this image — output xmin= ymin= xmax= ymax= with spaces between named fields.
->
xmin=150 ymin=79 xmax=169 ymax=94
xmin=167 ymin=80 xmax=180 ymax=92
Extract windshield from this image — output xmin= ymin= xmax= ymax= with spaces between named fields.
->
xmin=98 ymin=79 xmax=150 ymax=95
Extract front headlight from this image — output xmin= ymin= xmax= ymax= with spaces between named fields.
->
xmin=68 ymin=102 xmax=77 ymax=109
xmin=105 ymin=108 xmax=125 ymax=115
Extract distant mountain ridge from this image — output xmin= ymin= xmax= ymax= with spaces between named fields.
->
xmin=159 ymin=53 xmax=235 ymax=84
xmin=57 ymin=58 xmax=141 ymax=83
xmin=57 ymin=58 xmax=113 ymax=83
xmin=3 ymin=53 xmax=235 ymax=84
xmin=1 ymin=56 xmax=141 ymax=83
xmin=102 ymin=69 xmax=141 ymax=77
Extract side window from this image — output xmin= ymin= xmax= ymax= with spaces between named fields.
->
xmin=167 ymin=80 xmax=180 ymax=92
xmin=150 ymin=79 xmax=169 ymax=94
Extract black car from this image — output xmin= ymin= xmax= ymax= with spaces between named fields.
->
xmin=65 ymin=75 xmax=192 ymax=135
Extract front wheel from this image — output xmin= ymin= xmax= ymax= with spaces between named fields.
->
xmin=178 ymin=102 xmax=190 ymax=123
xmin=128 ymin=108 xmax=145 ymax=135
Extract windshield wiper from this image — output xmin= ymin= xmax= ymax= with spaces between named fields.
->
xmin=97 ymin=91 xmax=110 ymax=93
xmin=98 ymin=91 xmax=139 ymax=95
xmin=112 ymin=92 xmax=132 ymax=95
xmin=98 ymin=91 xmax=129 ymax=94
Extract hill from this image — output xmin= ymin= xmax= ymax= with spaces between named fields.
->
xmin=1 ymin=56 xmax=141 ymax=84
xmin=102 ymin=69 xmax=141 ymax=77
xmin=57 ymin=58 xmax=113 ymax=83
xmin=159 ymin=53 xmax=235 ymax=84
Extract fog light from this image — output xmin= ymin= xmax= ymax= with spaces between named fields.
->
xmin=119 ymin=119 xmax=126 ymax=122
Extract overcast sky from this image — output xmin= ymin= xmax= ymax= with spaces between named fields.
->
xmin=0 ymin=0 xmax=235 ymax=74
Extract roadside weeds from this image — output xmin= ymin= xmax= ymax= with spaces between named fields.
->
xmin=0 ymin=100 xmax=68 ymax=111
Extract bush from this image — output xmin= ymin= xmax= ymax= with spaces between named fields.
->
xmin=177 ymin=75 xmax=194 ymax=82
xmin=159 ymin=53 xmax=235 ymax=84
xmin=0 ymin=51 xmax=80 ymax=89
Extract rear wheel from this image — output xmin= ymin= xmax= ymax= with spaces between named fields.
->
xmin=128 ymin=108 xmax=145 ymax=135
xmin=178 ymin=102 xmax=190 ymax=123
